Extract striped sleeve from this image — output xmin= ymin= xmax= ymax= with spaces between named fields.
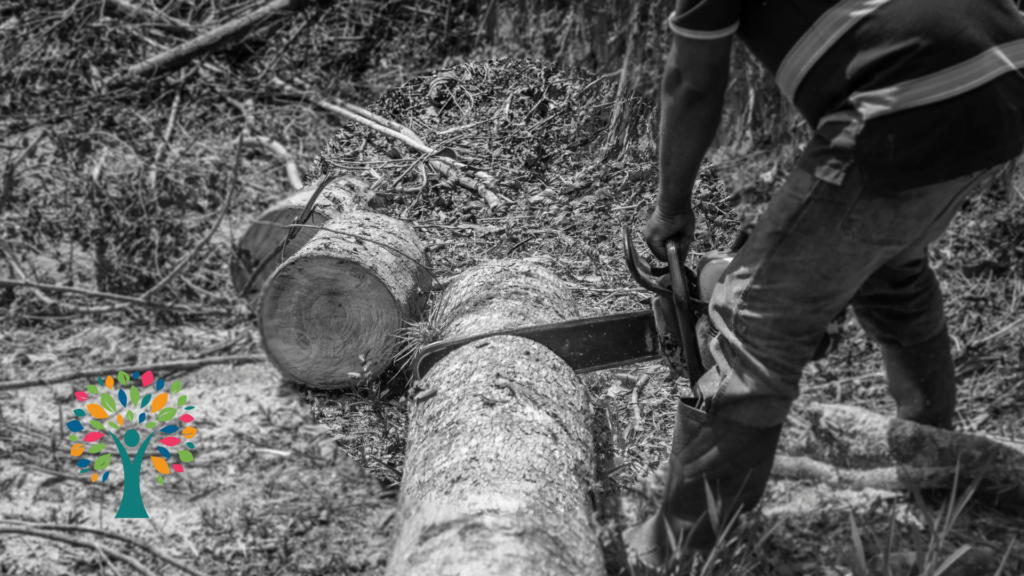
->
xmin=668 ymin=0 xmax=741 ymax=40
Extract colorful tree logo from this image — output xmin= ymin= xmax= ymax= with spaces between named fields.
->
xmin=66 ymin=370 xmax=198 ymax=519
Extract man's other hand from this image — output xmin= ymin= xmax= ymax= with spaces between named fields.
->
xmin=644 ymin=206 xmax=696 ymax=262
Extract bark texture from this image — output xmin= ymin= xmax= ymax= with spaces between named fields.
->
xmin=230 ymin=175 xmax=371 ymax=298
xmin=387 ymin=260 xmax=605 ymax=576
xmin=258 ymin=206 xmax=430 ymax=388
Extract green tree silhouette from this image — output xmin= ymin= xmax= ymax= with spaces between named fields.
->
xmin=66 ymin=370 xmax=198 ymax=518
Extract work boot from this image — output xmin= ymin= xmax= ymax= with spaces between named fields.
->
xmin=623 ymin=395 xmax=783 ymax=568
xmin=880 ymin=325 xmax=957 ymax=430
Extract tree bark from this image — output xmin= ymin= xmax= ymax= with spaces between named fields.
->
xmin=229 ymin=175 xmax=372 ymax=299
xmin=258 ymin=206 xmax=430 ymax=389
xmin=779 ymin=402 xmax=1024 ymax=511
xmin=387 ymin=260 xmax=605 ymax=576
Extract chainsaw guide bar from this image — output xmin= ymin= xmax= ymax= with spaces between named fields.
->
xmin=412 ymin=310 xmax=663 ymax=380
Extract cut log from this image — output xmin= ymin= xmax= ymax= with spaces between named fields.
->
xmin=777 ymin=402 xmax=1024 ymax=511
xmin=229 ymin=175 xmax=372 ymax=299
xmin=387 ymin=260 xmax=605 ymax=576
xmin=258 ymin=208 xmax=430 ymax=388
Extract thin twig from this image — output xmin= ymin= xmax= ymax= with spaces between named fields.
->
xmin=0 ymin=354 xmax=265 ymax=392
xmin=970 ymin=316 xmax=1024 ymax=347
xmin=241 ymin=136 xmax=303 ymax=190
xmin=104 ymin=0 xmax=195 ymax=35
xmin=0 ymin=527 xmax=159 ymax=576
xmin=0 ymin=520 xmax=209 ymax=576
xmin=0 ymin=279 xmax=218 ymax=314
xmin=238 ymin=173 xmax=338 ymax=296
xmin=20 ymin=463 xmax=121 ymax=490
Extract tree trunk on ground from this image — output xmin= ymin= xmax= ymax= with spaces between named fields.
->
xmin=230 ymin=175 xmax=373 ymax=299
xmin=776 ymin=402 xmax=1024 ymax=511
xmin=258 ymin=206 xmax=430 ymax=389
xmin=386 ymin=260 xmax=605 ymax=576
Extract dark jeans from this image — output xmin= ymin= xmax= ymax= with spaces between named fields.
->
xmin=697 ymin=126 xmax=1005 ymax=426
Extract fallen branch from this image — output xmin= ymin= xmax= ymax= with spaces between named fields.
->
xmin=105 ymin=0 xmax=195 ymax=36
xmin=241 ymin=136 xmax=303 ymax=190
xmin=0 ymin=527 xmax=158 ymax=576
xmin=116 ymin=0 xmax=306 ymax=82
xmin=777 ymin=403 xmax=1024 ymax=511
xmin=0 ymin=279 xmax=215 ymax=314
xmin=0 ymin=354 xmax=265 ymax=392
xmin=271 ymin=77 xmax=505 ymax=209
xmin=0 ymin=520 xmax=208 ymax=576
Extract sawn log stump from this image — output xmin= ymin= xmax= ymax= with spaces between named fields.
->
xmin=386 ymin=260 xmax=605 ymax=576
xmin=234 ymin=175 xmax=431 ymax=389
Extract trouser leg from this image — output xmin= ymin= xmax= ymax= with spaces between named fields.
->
xmin=851 ymin=167 xmax=994 ymax=429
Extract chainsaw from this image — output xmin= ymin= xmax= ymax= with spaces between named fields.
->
xmin=412 ymin=226 xmax=841 ymax=395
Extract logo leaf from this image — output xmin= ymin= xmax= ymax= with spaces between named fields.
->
xmin=130 ymin=385 xmax=139 ymax=407
xmin=157 ymin=408 xmax=177 ymax=421
xmin=73 ymin=409 xmax=86 ymax=418
xmin=151 ymin=393 xmax=168 ymax=414
xmin=104 ymin=375 xmax=114 ymax=389
xmin=117 ymin=389 xmax=128 ymax=407
xmin=76 ymin=458 xmax=90 ymax=468
xmin=177 ymin=395 xmax=188 ymax=407
xmin=100 ymin=394 xmax=116 ymax=414
xmin=141 ymin=370 xmax=154 ymax=387
xmin=66 ymin=420 xmax=84 ymax=433
xmin=159 ymin=425 xmax=179 ymax=434
xmin=70 ymin=444 xmax=85 ymax=457
xmin=178 ymin=450 xmax=194 ymax=463
xmin=89 ymin=420 xmax=106 ymax=430
xmin=181 ymin=426 xmax=197 ymax=439
xmin=171 ymin=381 xmax=182 ymax=394
xmin=95 ymin=454 xmax=112 ymax=470
xmin=117 ymin=371 xmax=130 ymax=385
xmin=86 ymin=404 xmax=109 ymax=419
xmin=87 ymin=384 xmax=99 ymax=394
xmin=88 ymin=443 xmax=107 ymax=454
xmin=158 ymin=446 xmax=170 ymax=458
xmin=151 ymin=456 xmax=170 ymax=475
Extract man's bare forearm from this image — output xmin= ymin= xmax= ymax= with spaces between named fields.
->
xmin=657 ymin=41 xmax=730 ymax=216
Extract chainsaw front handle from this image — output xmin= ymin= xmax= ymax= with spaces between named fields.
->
xmin=667 ymin=239 xmax=707 ymax=405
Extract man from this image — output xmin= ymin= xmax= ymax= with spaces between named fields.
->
xmin=626 ymin=0 xmax=1024 ymax=567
